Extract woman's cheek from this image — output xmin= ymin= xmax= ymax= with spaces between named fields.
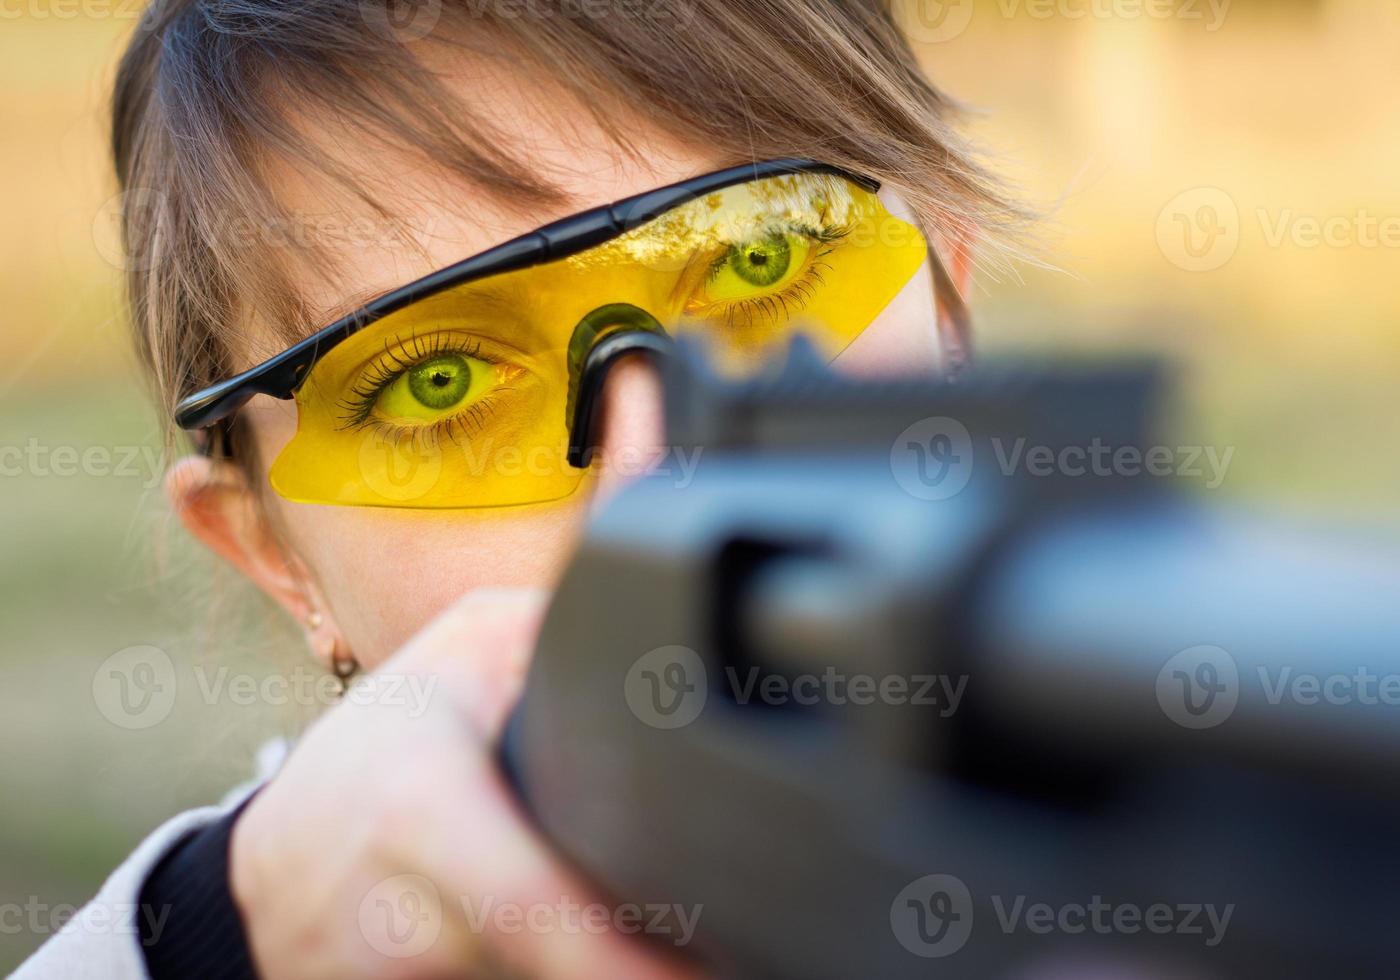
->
xmin=834 ymin=256 xmax=941 ymax=378
xmin=290 ymin=496 xmax=589 ymax=668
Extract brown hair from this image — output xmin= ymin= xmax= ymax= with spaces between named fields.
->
xmin=112 ymin=0 xmax=1022 ymax=471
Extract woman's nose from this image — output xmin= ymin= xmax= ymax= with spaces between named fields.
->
xmin=587 ymin=353 xmax=668 ymax=510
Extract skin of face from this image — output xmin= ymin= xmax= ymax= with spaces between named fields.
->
xmin=169 ymin=47 xmax=950 ymax=673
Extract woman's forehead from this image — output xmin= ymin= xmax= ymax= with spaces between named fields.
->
xmin=262 ymin=49 xmax=732 ymax=331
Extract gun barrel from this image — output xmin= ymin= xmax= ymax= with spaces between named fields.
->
xmin=971 ymin=505 xmax=1400 ymax=779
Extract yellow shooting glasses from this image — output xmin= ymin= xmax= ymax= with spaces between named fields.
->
xmin=174 ymin=160 xmax=932 ymax=509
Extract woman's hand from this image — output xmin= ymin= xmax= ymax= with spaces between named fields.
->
xmin=229 ymin=588 xmax=701 ymax=980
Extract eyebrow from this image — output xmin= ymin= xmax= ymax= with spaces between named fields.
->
xmin=303 ymin=285 xmax=392 ymax=338
xmin=318 ymin=278 xmax=557 ymax=367
xmin=303 ymin=163 xmax=746 ymax=332
xmin=308 ymin=288 xmax=386 ymax=334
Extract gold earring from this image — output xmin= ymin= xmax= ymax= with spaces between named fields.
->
xmin=328 ymin=639 xmax=360 ymax=697
xmin=307 ymin=611 xmax=324 ymax=630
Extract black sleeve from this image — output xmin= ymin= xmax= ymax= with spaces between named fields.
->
xmin=137 ymin=795 xmax=260 ymax=980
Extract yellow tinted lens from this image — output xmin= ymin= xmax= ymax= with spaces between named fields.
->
xmin=660 ymin=174 xmax=928 ymax=369
xmin=270 ymin=172 xmax=927 ymax=509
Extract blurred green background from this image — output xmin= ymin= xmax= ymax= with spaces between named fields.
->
xmin=2 ymin=0 xmax=1398 ymax=969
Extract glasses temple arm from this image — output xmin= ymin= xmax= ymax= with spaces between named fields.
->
xmin=927 ymin=242 xmax=973 ymax=379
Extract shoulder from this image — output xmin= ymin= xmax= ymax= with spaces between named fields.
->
xmin=12 ymin=800 xmax=242 ymax=978
xmin=11 ymin=739 xmax=288 ymax=979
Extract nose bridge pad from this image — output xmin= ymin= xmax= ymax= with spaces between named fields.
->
xmin=565 ymin=303 xmax=673 ymax=468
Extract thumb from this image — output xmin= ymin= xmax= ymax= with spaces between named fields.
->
xmin=389 ymin=587 xmax=550 ymax=739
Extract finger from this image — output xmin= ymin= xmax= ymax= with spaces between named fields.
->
xmin=379 ymin=589 xmax=705 ymax=977
xmin=389 ymin=587 xmax=550 ymax=738
xmin=589 ymin=354 xmax=667 ymax=510
xmin=432 ymin=749 xmax=707 ymax=980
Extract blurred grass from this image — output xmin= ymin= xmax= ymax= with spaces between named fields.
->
xmin=912 ymin=0 xmax=1400 ymax=512
xmin=3 ymin=0 xmax=1399 ymax=969
xmin=0 ymin=379 xmax=310 ymax=969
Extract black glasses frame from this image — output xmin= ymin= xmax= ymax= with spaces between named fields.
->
xmin=173 ymin=157 xmax=969 ymax=440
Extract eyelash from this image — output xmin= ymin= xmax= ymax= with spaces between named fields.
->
xmin=705 ymin=220 xmax=852 ymax=327
xmin=336 ymin=332 xmax=506 ymax=445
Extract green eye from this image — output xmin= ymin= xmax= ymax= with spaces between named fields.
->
xmin=407 ymin=354 xmax=472 ymax=410
xmin=373 ymin=350 xmax=492 ymax=423
xmin=694 ymin=231 xmax=812 ymax=309
xmin=728 ymin=233 xmax=792 ymax=287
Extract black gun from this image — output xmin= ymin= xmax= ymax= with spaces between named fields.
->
xmin=502 ymin=339 xmax=1400 ymax=979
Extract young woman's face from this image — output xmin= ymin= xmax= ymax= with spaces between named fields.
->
xmin=215 ymin=55 xmax=944 ymax=669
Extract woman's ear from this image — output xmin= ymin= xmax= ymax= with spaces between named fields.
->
xmin=165 ymin=455 xmax=345 ymax=668
xmin=943 ymin=230 xmax=977 ymax=296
